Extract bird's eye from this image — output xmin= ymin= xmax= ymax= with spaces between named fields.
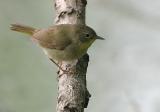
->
xmin=85 ymin=33 xmax=90 ymax=37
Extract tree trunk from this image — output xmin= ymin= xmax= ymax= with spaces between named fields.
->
xmin=54 ymin=0 xmax=91 ymax=112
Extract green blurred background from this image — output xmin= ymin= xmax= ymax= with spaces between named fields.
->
xmin=1 ymin=0 xmax=160 ymax=112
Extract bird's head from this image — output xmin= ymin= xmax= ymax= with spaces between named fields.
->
xmin=77 ymin=25 xmax=104 ymax=50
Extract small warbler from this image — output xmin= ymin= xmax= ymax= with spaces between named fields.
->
xmin=10 ymin=24 xmax=104 ymax=68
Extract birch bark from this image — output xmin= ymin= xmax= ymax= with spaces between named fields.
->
xmin=54 ymin=0 xmax=91 ymax=112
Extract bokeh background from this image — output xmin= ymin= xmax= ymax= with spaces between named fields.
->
xmin=1 ymin=0 xmax=160 ymax=112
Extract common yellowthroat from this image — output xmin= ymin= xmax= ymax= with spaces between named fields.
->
xmin=10 ymin=24 xmax=104 ymax=66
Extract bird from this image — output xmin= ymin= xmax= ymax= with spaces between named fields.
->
xmin=10 ymin=23 xmax=104 ymax=70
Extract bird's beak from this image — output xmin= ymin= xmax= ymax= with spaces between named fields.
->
xmin=96 ymin=36 xmax=105 ymax=40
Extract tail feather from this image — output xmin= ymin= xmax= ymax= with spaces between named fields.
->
xmin=10 ymin=23 xmax=36 ymax=35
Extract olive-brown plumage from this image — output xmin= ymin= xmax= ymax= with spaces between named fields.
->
xmin=10 ymin=24 xmax=104 ymax=61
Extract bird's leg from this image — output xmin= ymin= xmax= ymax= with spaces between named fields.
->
xmin=49 ymin=58 xmax=68 ymax=74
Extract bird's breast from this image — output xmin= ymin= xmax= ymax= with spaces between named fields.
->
xmin=42 ymin=43 xmax=88 ymax=61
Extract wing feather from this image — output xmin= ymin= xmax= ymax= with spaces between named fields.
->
xmin=33 ymin=26 xmax=72 ymax=50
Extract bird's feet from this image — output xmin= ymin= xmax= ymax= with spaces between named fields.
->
xmin=49 ymin=58 xmax=76 ymax=76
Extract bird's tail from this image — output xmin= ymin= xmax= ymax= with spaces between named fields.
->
xmin=10 ymin=23 xmax=36 ymax=35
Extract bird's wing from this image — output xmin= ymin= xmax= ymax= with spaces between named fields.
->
xmin=33 ymin=27 xmax=72 ymax=50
